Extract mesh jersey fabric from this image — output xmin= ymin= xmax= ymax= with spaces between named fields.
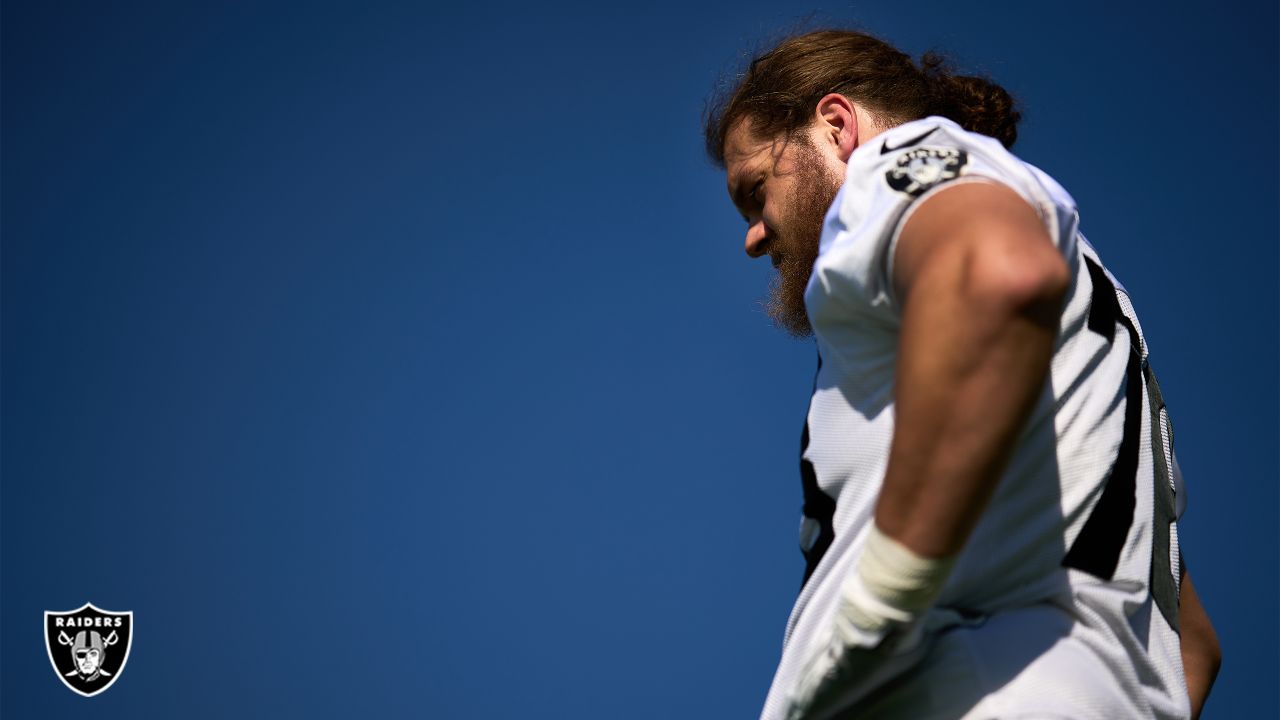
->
xmin=758 ymin=116 xmax=1189 ymax=720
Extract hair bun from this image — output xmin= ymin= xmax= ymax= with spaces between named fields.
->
xmin=920 ymin=51 xmax=1021 ymax=148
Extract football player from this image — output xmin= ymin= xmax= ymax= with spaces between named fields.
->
xmin=704 ymin=30 xmax=1221 ymax=719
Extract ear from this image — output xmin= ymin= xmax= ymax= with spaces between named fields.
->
xmin=814 ymin=93 xmax=859 ymax=162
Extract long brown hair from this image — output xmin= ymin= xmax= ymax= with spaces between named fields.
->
xmin=704 ymin=29 xmax=1021 ymax=167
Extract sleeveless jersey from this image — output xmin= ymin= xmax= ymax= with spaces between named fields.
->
xmin=759 ymin=116 xmax=1190 ymax=719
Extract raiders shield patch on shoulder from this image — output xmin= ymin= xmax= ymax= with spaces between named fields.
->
xmin=45 ymin=602 xmax=133 ymax=697
xmin=885 ymin=147 xmax=968 ymax=197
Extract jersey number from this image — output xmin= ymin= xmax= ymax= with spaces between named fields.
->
xmin=1061 ymin=258 xmax=1180 ymax=630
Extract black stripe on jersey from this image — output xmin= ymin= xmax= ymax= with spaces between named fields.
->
xmin=1083 ymin=257 xmax=1119 ymax=343
xmin=1062 ymin=257 xmax=1139 ymax=579
xmin=799 ymin=424 xmax=836 ymax=589
xmin=800 ymin=353 xmax=836 ymax=592
xmin=1145 ymin=367 xmax=1181 ymax=631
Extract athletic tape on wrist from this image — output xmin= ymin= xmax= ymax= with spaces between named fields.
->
xmin=840 ymin=525 xmax=957 ymax=634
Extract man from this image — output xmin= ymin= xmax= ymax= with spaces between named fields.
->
xmin=704 ymin=30 xmax=1221 ymax=719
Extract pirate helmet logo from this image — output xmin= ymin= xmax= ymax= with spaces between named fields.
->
xmin=885 ymin=147 xmax=969 ymax=197
xmin=44 ymin=602 xmax=133 ymax=697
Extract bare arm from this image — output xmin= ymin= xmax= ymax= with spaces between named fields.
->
xmin=876 ymin=180 xmax=1069 ymax=557
xmin=787 ymin=181 xmax=1071 ymax=719
xmin=1179 ymin=564 xmax=1221 ymax=719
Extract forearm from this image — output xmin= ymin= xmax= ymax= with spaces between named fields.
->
xmin=1179 ymin=566 xmax=1221 ymax=719
xmin=875 ymin=237 xmax=1064 ymax=558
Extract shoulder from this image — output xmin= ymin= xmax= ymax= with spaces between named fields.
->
xmin=810 ymin=118 xmax=1081 ymax=314
xmin=874 ymin=120 xmax=1079 ymax=302
xmin=893 ymin=179 xmax=1070 ymax=307
xmin=828 ymin=116 xmax=1065 ymax=251
xmin=846 ymin=116 xmax=1073 ymax=214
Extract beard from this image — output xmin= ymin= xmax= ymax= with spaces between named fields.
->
xmin=763 ymin=140 xmax=843 ymax=338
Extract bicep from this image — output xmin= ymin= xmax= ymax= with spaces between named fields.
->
xmin=892 ymin=178 xmax=1067 ymax=310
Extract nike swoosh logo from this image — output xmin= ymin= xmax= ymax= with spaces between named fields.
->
xmin=880 ymin=127 xmax=936 ymax=154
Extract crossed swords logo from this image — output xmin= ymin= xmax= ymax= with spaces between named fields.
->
xmin=45 ymin=603 xmax=133 ymax=697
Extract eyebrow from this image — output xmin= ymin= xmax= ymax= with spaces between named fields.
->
xmin=727 ymin=173 xmax=754 ymax=222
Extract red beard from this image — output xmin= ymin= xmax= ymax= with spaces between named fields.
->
xmin=763 ymin=140 xmax=843 ymax=338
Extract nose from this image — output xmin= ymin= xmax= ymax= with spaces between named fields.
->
xmin=745 ymin=220 xmax=770 ymax=258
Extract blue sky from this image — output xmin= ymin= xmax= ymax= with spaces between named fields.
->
xmin=3 ymin=1 xmax=1276 ymax=718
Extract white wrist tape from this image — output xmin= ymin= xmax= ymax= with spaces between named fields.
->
xmin=839 ymin=525 xmax=957 ymax=636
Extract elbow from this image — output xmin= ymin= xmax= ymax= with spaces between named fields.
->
xmin=1204 ymin=631 xmax=1223 ymax=681
xmin=1186 ymin=607 xmax=1223 ymax=689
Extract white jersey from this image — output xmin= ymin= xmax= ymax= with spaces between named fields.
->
xmin=760 ymin=116 xmax=1190 ymax=719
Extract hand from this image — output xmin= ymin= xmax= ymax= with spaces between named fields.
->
xmin=785 ymin=593 xmax=924 ymax=720
xmin=786 ymin=631 xmax=881 ymax=720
